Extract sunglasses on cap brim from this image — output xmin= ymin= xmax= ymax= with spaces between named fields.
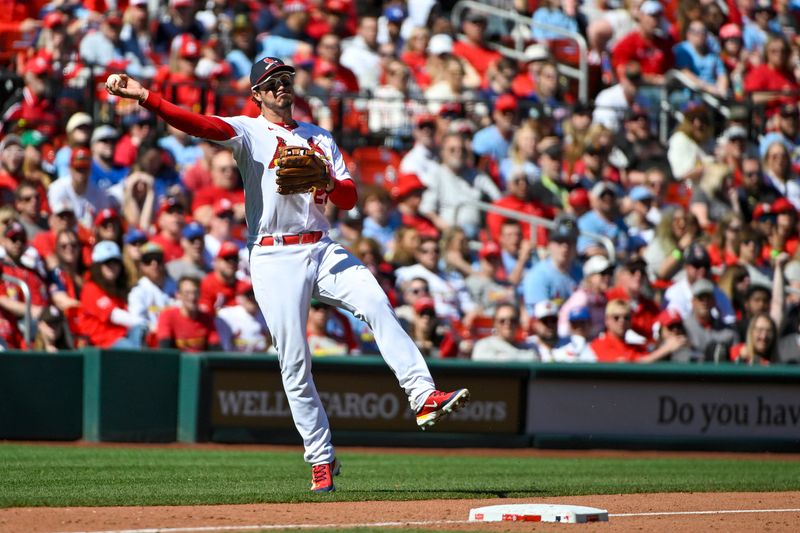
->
xmin=252 ymin=72 xmax=295 ymax=92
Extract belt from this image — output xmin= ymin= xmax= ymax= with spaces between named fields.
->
xmin=258 ymin=231 xmax=324 ymax=246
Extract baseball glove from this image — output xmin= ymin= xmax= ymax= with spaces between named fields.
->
xmin=275 ymin=146 xmax=330 ymax=195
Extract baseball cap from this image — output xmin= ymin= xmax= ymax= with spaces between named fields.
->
xmin=20 ymin=130 xmax=46 ymax=148
xmin=627 ymin=236 xmax=648 ymax=254
xmin=26 ymin=55 xmax=49 ymax=76
xmin=391 ymin=172 xmax=426 ymax=200
xmin=182 ymin=221 xmax=205 ymax=240
xmin=568 ymin=188 xmax=590 ymax=211
xmin=753 ymin=0 xmax=775 ymax=12
xmin=494 ymin=94 xmax=518 ymax=113
xmin=568 ymin=306 xmax=591 ymax=323
xmin=523 ymin=43 xmax=550 ymax=62
xmin=753 ymin=202 xmax=773 ymax=220
xmin=691 ymin=278 xmax=715 ymax=297
xmin=539 ymin=138 xmax=563 ymax=159
xmin=534 ymin=300 xmax=559 ymax=319
xmin=414 ymin=113 xmax=436 ymax=127
xmin=629 ymin=185 xmax=654 ymax=202
xmin=684 ymin=243 xmax=711 ymax=267
xmin=0 ymin=134 xmax=22 ymax=151
xmin=427 ymin=34 xmax=454 ymax=55
xmin=720 ymin=124 xmax=748 ymax=142
xmin=413 ymin=296 xmax=436 ymax=314
xmin=682 ymin=99 xmax=707 ymax=117
xmin=583 ymin=255 xmax=613 ymax=277
xmin=383 ymin=5 xmax=406 ymax=22
xmin=92 ymin=240 xmax=122 ymax=264
xmin=250 ymin=57 xmax=296 ymax=90
xmin=283 ymin=0 xmax=307 ymax=12
xmin=640 ymin=0 xmax=663 ymax=16
xmin=43 ymin=11 xmax=66 ymax=29
xmin=214 ymin=198 xmax=234 ymax=216
xmin=52 ymin=199 xmax=75 ymax=215
xmin=326 ymin=0 xmax=349 ymax=13
xmin=772 ymin=197 xmax=796 ymax=215
xmin=158 ymin=195 xmax=186 ymax=216
xmin=549 ymin=214 xmax=578 ymax=243
xmin=719 ymin=23 xmax=742 ymax=40
xmin=4 ymin=221 xmax=26 ymax=240
xmin=90 ymin=125 xmax=119 ymax=144
xmin=217 ymin=241 xmax=240 ymax=259
xmin=94 ymin=208 xmax=119 ymax=226
xmin=478 ymin=241 xmax=502 ymax=260
xmin=140 ymin=242 xmax=164 ymax=259
xmin=70 ymin=147 xmax=92 ymax=169
xmin=170 ymin=0 xmax=194 ymax=7
xmin=124 ymin=228 xmax=148 ymax=245
xmin=656 ymin=308 xmax=682 ymax=329
xmin=591 ymin=181 xmax=618 ymax=198
xmin=66 ymin=112 xmax=92 ymax=133
xmin=439 ymin=102 xmax=463 ymax=118
xmin=177 ymin=35 xmax=201 ymax=59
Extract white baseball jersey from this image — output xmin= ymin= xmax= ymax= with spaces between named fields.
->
xmin=214 ymin=116 xmax=351 ymax=245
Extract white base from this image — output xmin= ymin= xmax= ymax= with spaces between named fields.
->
xmin=469 ymin=504 xmax=609 ymax=524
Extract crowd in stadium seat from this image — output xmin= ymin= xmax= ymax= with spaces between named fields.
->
xmin=2 ymin=0 xmax=800 ymax=365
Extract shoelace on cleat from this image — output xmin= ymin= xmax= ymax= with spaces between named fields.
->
xmin=312 ymin=464 xmax=330 ymax=484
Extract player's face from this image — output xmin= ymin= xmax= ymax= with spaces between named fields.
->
xmin=254 ymin=72 xmax=295 ymax=111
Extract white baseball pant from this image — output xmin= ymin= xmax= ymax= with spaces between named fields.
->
xmin=249 ymin=237 xmax=436 ymax=465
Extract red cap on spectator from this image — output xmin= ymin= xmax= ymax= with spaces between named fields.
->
xmin=568 ymin=188 xmax=590 ymax=210
xmin=753 ymin=202 xmax=773 ymax=220
xmin=218 ymin=241 xmax=240 ymax=259
xmin=94 ymin=208 xmax=120 ymax=226
xmin=413 ymin=296 xmax=436 ymax=314
xmin=214 ymin=198 xmax=234 ymax=216
xmin=4 ymin=221 xmax=26 ymax=240
xmin=772 ymin=197 xmax=795 ymax=215
xmin=495 ymin=94 xmax=518 ymax=113
xmin=70 ymin=147 xmax=92 ymax=169
xmin=178 ymin=35 xmax=202 ymax=59
xmin=656 ymin=308 xmax=682 ymax=329
xmin=719 ymin=23 xmax=742 ymax=40
xmin=26 ymin=56 xmax=49 ymax=76
xmin=326 ymin=0 xmax=349 ymax=13
xmin=170 ymin=0 xmax=194 ymax=7
xmin=439 ymin=102 xmax=463 ymax=117
xmin=479 ymin=240 xmax=501 ymax=260
xmin=391 ymin=173 xmax=426 ymax=200
xmin=414 ymin=113 xmax=436 ymax=127
xmin=43 ymin=11 xmax=66 ymax=29
xmin=158 ymin=196 xmax=186 ymax=216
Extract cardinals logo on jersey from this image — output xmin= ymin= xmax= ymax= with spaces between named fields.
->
xmin=268 ymin=137 xmax=288 ymax=169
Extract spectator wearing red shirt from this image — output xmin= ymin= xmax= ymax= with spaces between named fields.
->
xmin=113 ymin=114 xmax=154 ymax=168
xmin=0 ymin=135 xmax=25 ymax=192
xmin=605 ymin=257 xmax=661 ymax=342
xmin=77 ymin=241 xmax=147 ymax=348
xmin=611 ymin=1 xmax=674 ymax=86
xmin=391 ymin=173 xmax=439 ymax=239
xmin=511 ymin=44 xmax=550 ymax=99
xmin=315 ymin=33 xmax=360 ymax=93
xmin=199 ymin=241 xmax=247 ymax=312
xmin=181 ymin=138 xmax=219 ymax=192
xmin=150 ymin=196 xmax=187 ymax=263
xmin=157 ymin=276 xmax=220 ymax=352
xmin=32 ymin=200 xmax=80 ymax=271
xmin=0 ymin=221 xmax=49 ymax=335
xmin=744 ymin=35 xmax=800 ymax=113
xmin=452 ymin=11 xmax=502 ymax=79
xmin=585 ymin=299 xmax=646 ymax=362
xmin=191 ymin=150 xmax=245 ymax=226
xmin=157 ymin=34 xmax=214 ymax=114
xmin=2 ymin=56 xmax=61 ymax=138
xmin=486 ymin=172 xmax=553 ymax=246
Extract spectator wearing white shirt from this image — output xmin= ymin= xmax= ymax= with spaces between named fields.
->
xmin=128 ymin=242 xmax=177 ymax=333
xmin=340 ymin=16 xmax=381 ymax=91
xmin=216 ymin=281 xmax=271 ymax=353
xmin=472 ymin=304 xmax=538 ymax=362
xmin=399 ymin=114 xmax=439 ymax=183
xmin=47 ymin=147 xmax=113 ymax=229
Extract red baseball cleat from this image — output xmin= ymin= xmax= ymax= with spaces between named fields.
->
xmin=310 ymin=457 xmax=341 ymax=492
xmin=416 ymin=389 xmax=470 ymax=430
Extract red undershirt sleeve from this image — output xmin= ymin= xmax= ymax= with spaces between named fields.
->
xmin=328 ymin=178 xmax=357 ymax=210
xmin=140 ymin=91 xmax=236 ymax=141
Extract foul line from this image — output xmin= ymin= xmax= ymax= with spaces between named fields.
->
xmin=51 ymin=508 xmax=800 ymax=533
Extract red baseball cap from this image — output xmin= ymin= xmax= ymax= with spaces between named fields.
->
xmin=43 ymin=11 xmax=66 ymax=29
xmin=413 ymin=296 xmax=436 ymax=314
xmin=214 ymin=198 xmax=234 ymax=216
xmin=178 ymin=35 xmax=201 ymax=59
xmin=326 ymin=0 xmax=349 ymax=13
xmin=158 ymin=196 xmax=186 ymax=216
xmin=70 ymin=147 xmax=92 ymax=169
xmin=479 ymin=240 xmax=501 ymax=260
xmin=494 ymin=94 xmax=518 ymax=113
xmin=283 ymin=0 xmax=307 ymax=12
xmin=753 ymin=202 xmax=773 ymax=220
xmin=568 ymin=188 xmax=591 ymax=210
xmin=414 ymin=113 xmax=436 ymax=127
xmin=391 ymin=173 xmax=426 ymax=200
xmin=217 ymin=241 xmax=240 ymax=259
xmin=26 ymin=56 xmax=49 ymax=76
xmin=656 ymin=308 xmax=682 ymax=329
xmin=94 ymin=208 xmax=120 ymax=226
xmin=719 ymin=23 xmax=742 ymax=40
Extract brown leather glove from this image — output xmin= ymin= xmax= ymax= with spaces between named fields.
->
xmin=274 ymin=146 xmax=331 ymax=195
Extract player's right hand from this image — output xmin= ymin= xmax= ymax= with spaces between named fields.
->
xmin=106 ymin=74 xmax=147 ymax=102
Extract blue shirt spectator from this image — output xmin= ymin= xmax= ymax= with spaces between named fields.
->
xmin=531 ymin=6 xmax=579 ymax=41
xmin=158 ymin=136 xmax=203 ymax=171
xmin=673 ymin=40 xmax=726 ymax=86
xmin=472 ymin=125 xmax=511 ymax=164
xmin=577 ymin=209 xmax=630 ymax=256
xmin=522 ymin=257 xmax=578 ymax=313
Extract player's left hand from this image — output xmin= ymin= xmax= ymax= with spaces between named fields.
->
xmin=274 ymin=146 xmax=331 ymax=195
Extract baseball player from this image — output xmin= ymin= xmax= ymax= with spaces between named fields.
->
xmin=106 ymin=58 xmax=470 ymax=493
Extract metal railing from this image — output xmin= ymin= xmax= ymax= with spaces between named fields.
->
xmin=455 ymin=200 xmax=616 ymax=259
xmin=1 ymin=274 xmax=33 ymax=347
xmin=451 ymin=0 xmax=589 ymax=103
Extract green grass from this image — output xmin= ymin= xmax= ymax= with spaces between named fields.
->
xmin=1 ymin=443 xmax=799 ymax=507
